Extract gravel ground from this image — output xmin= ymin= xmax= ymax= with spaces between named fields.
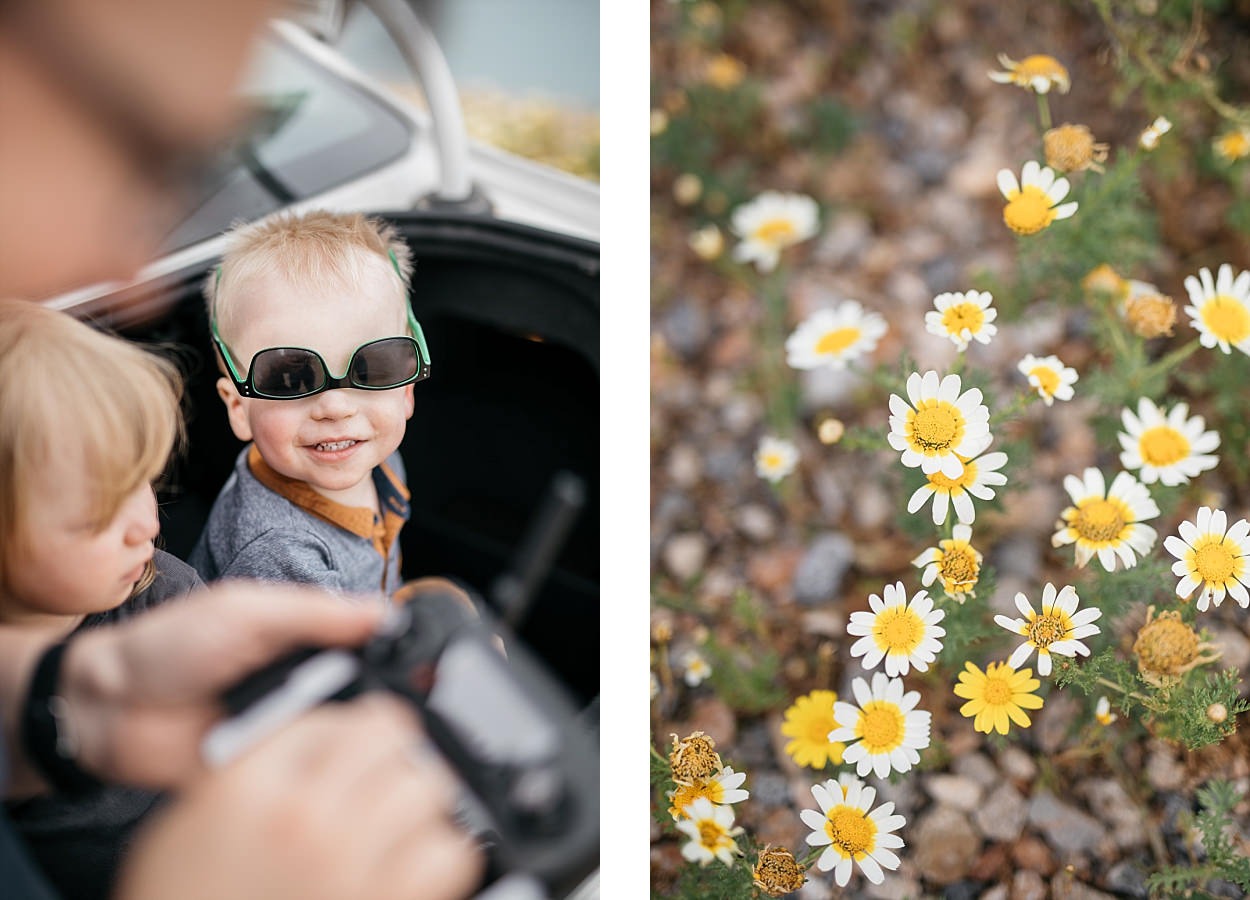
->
xmin=650 ymin=1 xmax=1250 ymax=896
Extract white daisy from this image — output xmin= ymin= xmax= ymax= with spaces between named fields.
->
xmin=1053 ymin=468 xmax=1159 ymax=571
xmin=1095 ymin=696 xmax=1117 ymax=726
xmin=786 ymin=301 xmax=888 ymax=370
xmin=667 ymin=766 xmax=749 ymax=820
xmin=675 ymin=797 xmax=743 ymax=867
xmin=887 ymin=370 xmax=992 ymax=479
xmin=1183 ymin=264 xmax=1250 ymax=356
xmin=730 ymin=191 xmax=819 ymax=272
xmin=800 ymin=778 xmax=906 ymax=887
xmin=913 ymin=523 xmax=982 ymax=602
xmin=925 ymin=290 xmax=997 ymax=351
xmin=828 ymin=673 xmax=931 ymax=780
xmin=1164 ymin=506 xmax=1250 ymax=611
xmin=1018 ymin=353 xmax=1078 ymax=406
xmin=755 ymin=435 xmax=798 ymax=482
xmin=996 ymin=160 xmax=1078 ymax=236
xmin=680 ymin=649 xmax=712 ymax=687
xmin=906 ymin=449 xmax=1008 ymax=525
xmin=846 ymin=581 xmax=946 ymax=677
xmin=1118 ymin=397 xmax=1220 ymax=486
xmin=993 ymin=582 xmax=1102 ymax=677
xmin=987 ymin=53 xmax=1071 ymax=94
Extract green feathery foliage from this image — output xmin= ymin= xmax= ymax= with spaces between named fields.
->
xmin=1146 ymin=779 xmax=1250 ymax=898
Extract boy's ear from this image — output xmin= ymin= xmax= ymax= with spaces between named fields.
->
xmin=216 ymin=377 xmax=254 ymax=441
xmin=402 ymin=383 xmax=415 ymax=420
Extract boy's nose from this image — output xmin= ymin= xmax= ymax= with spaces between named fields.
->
xmin=308 ymin=386 xmax=359 ymax=420
xmin=123 ymin=485 xmax=160 ymax=545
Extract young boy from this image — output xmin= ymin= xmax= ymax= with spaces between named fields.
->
xmin=0 ymin=299 xmax=201 ymax=900
xmin=189 ymin=210 xmax=430 ymax=597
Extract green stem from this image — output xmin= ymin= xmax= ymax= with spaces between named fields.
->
xmin=989 ymin=389 xmax=1037 ymax=428
xmin=1036 ymin=93 xmax=1052 ymax=133
xmin=760 ymin=269 xmax=796 ymax=435
xmin=1141 ymin=338 xmax=1200 ymax=381
xmin=651 ymin=744 xmax=670 ymax=765
xmin=1095 ymin=675 xmax=1149 ymax=704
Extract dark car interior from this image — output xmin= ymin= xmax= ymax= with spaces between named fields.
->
xmin=88 ymin=212 xmax=599 ymax=706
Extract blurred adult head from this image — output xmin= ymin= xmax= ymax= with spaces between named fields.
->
xmin=0 ymin=0 xmax=281 ymax=298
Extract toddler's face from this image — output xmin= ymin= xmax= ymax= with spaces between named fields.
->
xmin=216 ymin=262 xmax=415 ymax=506
xmin=4 ymin=459 xmax=158 ymax=623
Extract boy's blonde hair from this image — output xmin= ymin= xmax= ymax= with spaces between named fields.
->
xmin=0 ymin=300 xmax=183 ymax=594
xmin=205 ymin=210 xmax=415 ymax=344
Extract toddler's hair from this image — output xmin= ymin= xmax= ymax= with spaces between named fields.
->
xmin=0 ymin=300 xmax=183 ymax=591
xmin=205 ymin=209 xmax=414 ymax=343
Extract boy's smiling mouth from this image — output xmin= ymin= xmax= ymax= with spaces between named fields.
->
xmin=314 ymin=439 xmax=359 ymax=452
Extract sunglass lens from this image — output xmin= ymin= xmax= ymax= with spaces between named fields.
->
xmin=352 ymin=339 xmax=418 ymax=388
xmin=252 ymin=348 xmax=325 ymax=398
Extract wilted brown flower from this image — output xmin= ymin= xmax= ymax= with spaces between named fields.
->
xmin=1133 ymin=606 xmax=1220 ymax=687
xmin=1082 ymin=264 xmax=1129 ymax=302
xmin=668 ymin=731 xmax=723 ymax=784
xmin=1044 ymin=123 xmax=1109 ymax=173
xmin=1124 ymin=291 xmax=1177 ymax=338
xmin=752 ymin=846 xmax=806 ymax=896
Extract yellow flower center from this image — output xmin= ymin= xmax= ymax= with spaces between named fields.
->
xmin=1071 ymin=498 xmax=1127 ymax=543
xmin=1138 ymin=425 xmax=1190 ymax=467
xmin=938 ymin=545 xmax=980 ymax=589
xmin=824 ymin=806 xmax=877 ymax=857
xmin=1017 ymin=54 xmax=1067 ymax=83
xmin=698 ymin=818 xmax=732 ymax=850
xmin=857 ymin=701 xmax=905 ymax=753
xmin=1201 ymin=295 xmax=1250 ymax=344
xmin=910 ymin=402 xmax=964 ymax=453
xmin=928 ymin=458 xmax=977 ymax=493
xmin=1004 ymin=186 xmax=1056 ymax=235
xmin=814 ymin=326 xmax=862 ymax=356
xmin=761 ymin=452 xmax=784 ymax=471
xmin=1133 ymin=612 xmax=1200 ymax=676
xmin=1028 ymin=364 xmax=1061 ymax=397
xmin=668 ymin=779 xmax=722 ymax=818
xmin=873 ymin=606 xmax=924 ymax=654
xmin=1217 ymin=131 xmax=1250 ymax=161
xmin=941 ymin=302 xmax=985 ymax=336
xmin=1027 ymin=610 xmax=1070 ymax=649
xmin=982 ymin=674 xmax=1014 ymax=705
xmin=753 ymin=218 xmax=798 ymax=247
xmin=1193 ymin=539 xmax=1238 ymax=584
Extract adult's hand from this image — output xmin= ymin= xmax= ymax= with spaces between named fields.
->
xmin=1 ymin=580 xmax=387 ymax=794
xmin=115 ymin=693 xmax=484 ymax=900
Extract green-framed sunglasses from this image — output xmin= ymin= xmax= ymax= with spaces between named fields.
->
xmin=211 ymin=256 xmax=431 ymax=400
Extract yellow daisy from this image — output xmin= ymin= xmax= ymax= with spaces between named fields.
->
xmin=997 ymin=161 xmax=1078 ymax=235
xmin=1053 ymin=468 xmax=1159 ymax=571
xmin=988 ymin=53 xmax=1070 ymax=94
xmin=1214 ymin=127 xmax=1250 ymax=163
xmin=953 ymin=661 xmax=1044 ymax=735
xmin=1183 ymin=263 xmax=1250 ymax=356
xmin=781 ymin=690 xmax=846 ymax=769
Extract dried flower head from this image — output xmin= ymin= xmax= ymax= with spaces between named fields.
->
xmin=988 ymin=53 xmax=1070 ymax=94
xmin=1044 ymin=123 xmax=1109 ymax=173
xmin=669 ymin=731 xmax=724 ymax=784
xmin=752 ymin=846 xmax=807 ymax=896
xmin=672 ymin=173 xmax=702 ymax=206
xmin=1083 ymin=264 xmax=1129 ymax=302
xmin=816 ymin=415 xmax=845 ymax=445
xmin=688 ymin=224 xmax=724 ymax=261
xmin=1124 ymin=291 xmax=1177 ymax=338
xmin=1207 ymin=702 xmax=1228 ymax=724
xmin=1132 ymin=606 xmax=1220 ymax=687
xmin=704 ymin=53 xmax=746 ymax=89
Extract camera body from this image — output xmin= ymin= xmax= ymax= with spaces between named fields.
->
xmin=203 ymin=584 xmax=599 ymax=897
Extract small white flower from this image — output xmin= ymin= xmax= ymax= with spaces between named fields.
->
xmin=1095 ymin=696 xmax=1117 ymax=726
xmin=1164 ymin=506 xmax=1250 ymax=611
xmin=680 ymin=650 xmax=712 ymax=687
xmin=1053 ymin=468 xmax=1159 ymax=571
xmin=1139 ymin=116 xmax=1172 ymax=150
xmin=1118 ymin=397 xmax=1220 ymax=486
xmin=906 ymin=449 xmax=1008 ymax=526
xmin=994 ymin=582 xmax=1102 ymax=677
xmin=925 ymin=290 xmax=997 ymax=351
xmin=1183 ymin=263 xmax=1250 ymax=356
xmin=887 ymin=371 xmax=992 ymax=480
xmin=730 ymin=191 xmax=819 ymax=272
xmin=755 ymin=435 xmax=799 ymax=483
xmin=675 ymin=797 xmax=743 ymax=866
xmin=828 ymin=673 xmax=931 ymax=780
xmin=786 ymin=300 xmax=887 ymax=370
xmin=1018 ymin=353 xmax=1078 ymax=406
xmin=997 ymin=160 xmax=1078 ymax=235
xmin=846 ymin=581 xmax=946 ymax=677
xmin=650 ymin=671 xmax=661 ymax=700
xmin=913 ymin=524 xmax=983 ymax=602
xmin=799 ymin=778 xmax=906 ymax=887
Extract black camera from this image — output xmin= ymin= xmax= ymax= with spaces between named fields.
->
xmin=202 ymin=477 xmax=599 ymax=898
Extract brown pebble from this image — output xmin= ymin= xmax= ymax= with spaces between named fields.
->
xmin=969 ymin=842 xmax=1010 ymax=881
xmin=1011 ymin=835 xmax=1056 ymax=876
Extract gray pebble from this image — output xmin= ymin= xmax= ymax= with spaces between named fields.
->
xmin=974 ymin=781 xmax=1028 ymax=842
xmin=1027 ymin=789 xmax=1105 ymax=859
xmin=793 ymin=532 xmax=855 ymax=607
xmin=662 ymin=532 xmax=707 ymax=582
